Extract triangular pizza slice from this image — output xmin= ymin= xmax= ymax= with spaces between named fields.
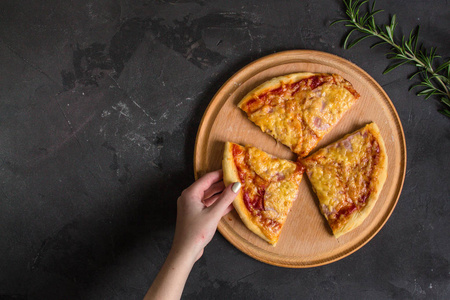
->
xmin=222 ymin=142 xmax=304 ymax=245
xmin=238 ymin=73 xmax=360 ymax=157
xmin=301 ymin=123 xmax=388 ymax=238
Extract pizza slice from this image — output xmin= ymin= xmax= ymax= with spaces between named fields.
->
xmin=301 ymin=123 xmax=388 ymax=238
xmin=238 ymin=72 xmax=360 ymax=157
xmin=222 ymin=142 xmax=304 ymax=245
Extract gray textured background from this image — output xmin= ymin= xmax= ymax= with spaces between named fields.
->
xmin=0 ymin=0 xmax=449 ymax=299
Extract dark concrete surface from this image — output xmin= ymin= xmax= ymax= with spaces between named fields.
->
xmin=0 ymin=0 xmax=449 ymax=299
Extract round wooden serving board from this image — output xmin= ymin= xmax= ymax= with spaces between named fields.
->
xmin=193 ymin=50 xmax=406 ymax=268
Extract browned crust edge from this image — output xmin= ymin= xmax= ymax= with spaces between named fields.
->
xmin=302 ymin=122 xmax=388 ymax=238
xmin=222 ymin=142 xmax=274 ymax=244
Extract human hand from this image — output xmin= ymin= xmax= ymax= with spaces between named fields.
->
xmin=171 ymin=170 xmax=241 ymax=263
xmin=145 ymin=170 xmax=240 ymax=300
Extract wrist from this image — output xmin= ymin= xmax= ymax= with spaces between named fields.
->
xmin=171 ymin=233 xmax=206 ymax=263
xmin=168 ymin=243 xmax=200 ymax=267
xmin=145 ymin=242 xmax=198 ymax=300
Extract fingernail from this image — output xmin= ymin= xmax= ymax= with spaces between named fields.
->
xmin=231 ymin=182 xmax=241 ymax=193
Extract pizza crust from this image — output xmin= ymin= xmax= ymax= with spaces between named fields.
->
xmin=238 ymin=72 xmax=317 ymax=108
xmin=237 ymin=72 xmax=359 ymax=157
xmin=302 ymin=123 xmax=388 ymax=238
xmin=222 ymin=142 xmax=273 ymax=244
xmin=222 ymin=72 xmax=385 ymax=242
xmin=333 ymin=123 xmax=388 ymax=237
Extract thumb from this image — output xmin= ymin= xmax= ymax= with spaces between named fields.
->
xmin=209 ymin=182 xmax=241 ymax=217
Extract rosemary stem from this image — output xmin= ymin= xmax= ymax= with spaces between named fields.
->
xmin=339 ymin=0 xmax=450 ymax=116
xmin=351 ymin=19 xmax=450 ymax=100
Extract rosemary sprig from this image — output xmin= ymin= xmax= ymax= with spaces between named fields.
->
xmin=331 ymin=0 xmax=450 ymax=118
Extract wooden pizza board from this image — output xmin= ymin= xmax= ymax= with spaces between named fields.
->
xmin=193 ymin=50 xmax=406 ymax=268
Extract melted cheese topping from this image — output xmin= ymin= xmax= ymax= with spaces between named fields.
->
xmin=263 ymin=180 xmax=299 ymax=222
xmin=240 ymin=74 xmax=359 ymax=157
xmin=232 ymin=144 xmax=304 ymax=240
xmin=247 ymin=147 xmax=297 ymax=181
xmin=301 ymin=83 xmax=355 ymax=135
xmin=302 ymin=125 xmax=382 ymax=232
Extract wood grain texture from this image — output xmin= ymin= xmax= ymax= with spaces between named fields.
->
xmin=194 ymin=50 xmax=406 ymax=268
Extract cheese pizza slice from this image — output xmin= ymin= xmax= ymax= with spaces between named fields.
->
xmin=301 ymin=123 xmax=388 ymax=238
xmin=238 ymin=73 xmax=360 ymax=157
xmin=222 ymin=142 xmax=304 ymax=245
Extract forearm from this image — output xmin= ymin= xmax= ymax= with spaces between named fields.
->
xmin=144 ymin=170 xmax=239 ymax=299
xmin=144 ymin=247 xmax=197 ymax=300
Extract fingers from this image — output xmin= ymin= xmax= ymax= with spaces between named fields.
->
xmin=222 ymin=203 xmax=234 ymax=216
xmin=187 ymin=170 xmax=223 ymax=197
xmin=202 ymin=194 xmax=220 ymax=207
xmin=203 ymin=181 xmax=225 ymax=200
xmin=209 ymin=182 xmax=241 ymax=217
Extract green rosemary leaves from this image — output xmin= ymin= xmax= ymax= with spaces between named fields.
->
xmin=332 ymin=0 xmax=450 ymax=118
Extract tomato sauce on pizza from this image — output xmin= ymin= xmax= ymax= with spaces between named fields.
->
xmin=301 ymin=123 xmax=388 ymax=237
xmin=239 ymin=73 xmax=360 ymax=157
xmin=223 ymin=142 xmax=304 ymax=245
